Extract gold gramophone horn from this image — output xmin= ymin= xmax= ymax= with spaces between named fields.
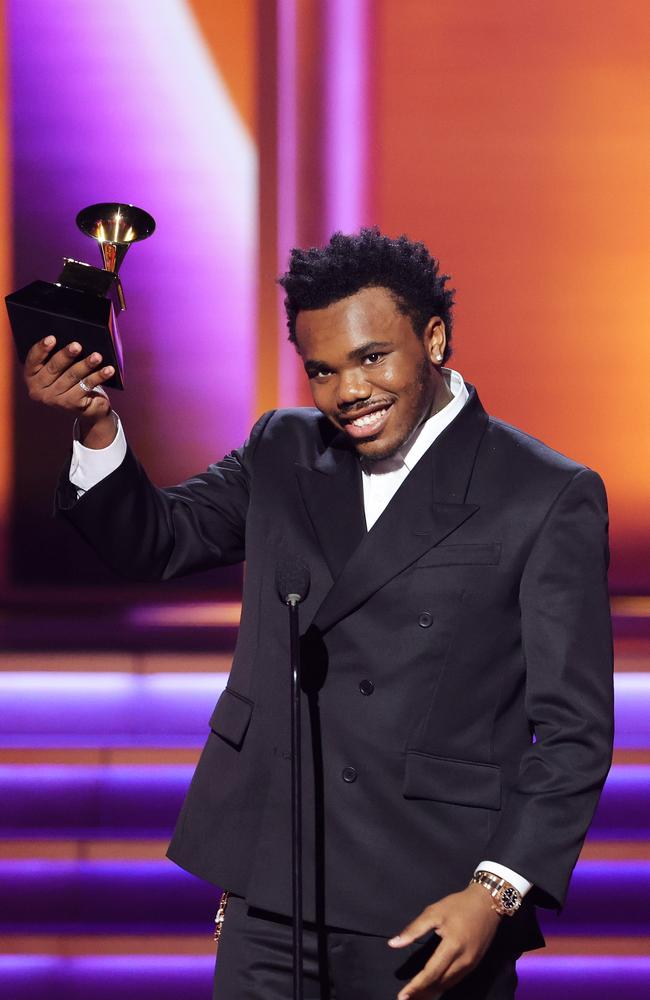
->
xmin=76 ymin=203 xmax=156 ymax=274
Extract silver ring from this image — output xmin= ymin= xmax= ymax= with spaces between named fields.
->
xmin=79 ymin=379 xmax=92 ymax=393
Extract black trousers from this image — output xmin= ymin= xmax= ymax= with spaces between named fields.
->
xmin=213 ymin=896 xmax=518 ymax=1000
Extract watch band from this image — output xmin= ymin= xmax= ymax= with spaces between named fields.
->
xmin=470 ymin=870 xmax=523 ymax=917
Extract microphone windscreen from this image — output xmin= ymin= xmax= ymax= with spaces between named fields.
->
xmin=275 ymin=553 xmax=311 ymax=604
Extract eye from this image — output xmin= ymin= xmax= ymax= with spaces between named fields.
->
xmin=363 ymin=352 xmax=385 ymax=365
xmin=309 ymin=367 xmax=333 ymax=380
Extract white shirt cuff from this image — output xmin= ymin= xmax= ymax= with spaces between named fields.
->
xmin=70 ymin=413 xmax=127 ymax=494
xmin=474 ymin=861 xmax=533 ymax=897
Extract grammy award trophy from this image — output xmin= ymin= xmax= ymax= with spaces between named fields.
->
xmin=5 ymin=202 xmax=155 ymax=390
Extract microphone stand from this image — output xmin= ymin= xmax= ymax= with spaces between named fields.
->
xmin=276 ymin=556 xmax=309 ymax=1000
xmin=287 ymin=590 xmax=304 ymax=1000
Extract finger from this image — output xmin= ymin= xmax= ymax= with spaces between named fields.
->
xmin=430 ymin=954 xmax=476 ymax=992
xmin=51 ymin=352 xmax=107 ymax=396
xmin=33 ymin=340 xmax=84 ymax=387
xmin=24 ymin=335 xmax=57 ymax=376
xmin=63 ymin=365 xmax=114 ymax=402
xmin=77 ymin=392 xmax=112 ymax=418
xmin=389 ymin=907 xmax=441 ymax=948
xmin=396 ymin=941 xmax=458 ymax=1000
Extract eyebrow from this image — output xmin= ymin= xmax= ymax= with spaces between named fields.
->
xmin=304 ymin=340 xmax=393 ymax=373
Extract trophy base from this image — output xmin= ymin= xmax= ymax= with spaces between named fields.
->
xmin=5 ymin=280 xmax=124 ymax=390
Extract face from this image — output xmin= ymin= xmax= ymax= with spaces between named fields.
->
xmin=295 ymin=286 xmax=447 ymax=462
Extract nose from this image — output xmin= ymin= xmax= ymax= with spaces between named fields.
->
xmin=336 ymin=369 xmax=372 ymax=408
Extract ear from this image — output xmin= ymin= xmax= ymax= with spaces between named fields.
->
xmin=423 ymin=317 xmax=446 ymax=364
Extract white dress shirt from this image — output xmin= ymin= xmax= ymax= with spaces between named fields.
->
xmin=70 ymin=369 xmax=532 ymax=898
xmin=361 ymin=368 xmax=468 ymax=530
xmin=70 ymin=412 xmax=127 ymax=493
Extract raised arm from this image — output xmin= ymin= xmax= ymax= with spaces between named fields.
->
xmin=23 ymin=335 xmax=271 ymax=581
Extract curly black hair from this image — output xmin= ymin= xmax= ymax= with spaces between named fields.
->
xmin=278 ymin=227 xmax=455 ymax=362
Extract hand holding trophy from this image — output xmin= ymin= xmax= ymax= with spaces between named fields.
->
xmin=6 ymin=202 xmax=155 ymax=445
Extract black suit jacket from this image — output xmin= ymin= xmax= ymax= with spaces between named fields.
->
xmin=58 ymin=386 xmax=614 ymax=953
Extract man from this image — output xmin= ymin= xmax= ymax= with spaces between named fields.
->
xmin=24 ymin=229 xmax=613 ymax=999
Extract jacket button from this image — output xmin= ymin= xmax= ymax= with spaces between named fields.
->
xmin=359 ymin=679 xmax=375 ymax=696
xmin=418 ymin=611 xmax=433 ymax=628
xmin=342 ymin=766 xmax=358 ymax=783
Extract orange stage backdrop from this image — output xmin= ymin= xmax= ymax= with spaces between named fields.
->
xmin=241 ymin=0 xmax=650 ymax=590
xmin=2 ymin=1 xmax=648 ymax=592
xmin=374 ymin=0 xmax=650 ymax=590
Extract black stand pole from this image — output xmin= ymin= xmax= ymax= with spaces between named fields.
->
xmin=276 ymin=556 xmax=309 ymax=1000
xmin=288 ymin=596 xmax=303 ymax=1000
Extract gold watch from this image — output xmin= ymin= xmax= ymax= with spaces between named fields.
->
xmin=470 ymin=870 xmax=523 ymax=916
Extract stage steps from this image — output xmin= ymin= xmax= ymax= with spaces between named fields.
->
xmin=2 ymin=763 xmax=648 ymax=838
xmin=0 ymin=859 xmax=648 ymax=936
xmin=3 ymin=955 xmax=646 ymax=1000
xmin=0 ymin=621 xmax=648 ymax=999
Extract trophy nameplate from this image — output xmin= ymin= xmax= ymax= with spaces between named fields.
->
xmin=5 ymin=202 xmax=155 ymax=391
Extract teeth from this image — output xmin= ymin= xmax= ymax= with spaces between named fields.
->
xmin=351 ymin=408 xmax=387 ymax=428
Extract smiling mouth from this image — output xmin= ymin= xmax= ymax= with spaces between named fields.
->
xmin=341 ymin=403 xmax=393 ymax=439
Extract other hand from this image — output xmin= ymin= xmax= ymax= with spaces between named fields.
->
xmin=24 ymin=336 xmax=117 ymax=447
xmin=388 ymin=884 xmax=502 ymax=999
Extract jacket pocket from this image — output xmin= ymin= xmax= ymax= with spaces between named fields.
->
xmin=415 ymin=543 xmax=501 ymax=567
xmin=403 ymin=751 xmax=502 ymax=809
xmin=209 ymin=687 xmax=254 ymax=749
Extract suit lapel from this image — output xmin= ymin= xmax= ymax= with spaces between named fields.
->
xmin=310 ymin=386 xmax=490 ymax=633
xmin=295 ymin=432 xmax=367 ymax=582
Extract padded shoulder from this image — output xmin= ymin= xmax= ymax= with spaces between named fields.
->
xmin=485 ymin=416 xmax=589 ymax=478
xmin=251 ymin=406 xmax=338 ymax=462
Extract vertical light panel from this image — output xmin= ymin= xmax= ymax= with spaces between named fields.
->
xmin=0 ymin=0 xmax=10 ymax=586
xmin=277 ymin=0 xmax=298 ymax=267
xmin=187 ymin=1 xmax=256 ymax=135
xmin=10 ymin=0 xmax=256 ymax=483
xmin=9 ymin=0 xmax=256 ymax=586
xmin=276 ymin=0 xmax=301 ymax=406
xmin=323 ymin=0 xmax=371 ymax=233
xmin=272 ymin=0 xmax=374 ymax=409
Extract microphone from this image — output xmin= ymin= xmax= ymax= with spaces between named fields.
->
xmin=276 ymin=554 xmax=311 ymax=607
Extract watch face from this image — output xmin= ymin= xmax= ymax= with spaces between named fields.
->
xmin=501 ymin=887 xmax=520 ymax=911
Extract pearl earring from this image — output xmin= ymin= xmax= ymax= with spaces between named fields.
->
xmin=436 ymin=354 xmax=443 ymax=362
